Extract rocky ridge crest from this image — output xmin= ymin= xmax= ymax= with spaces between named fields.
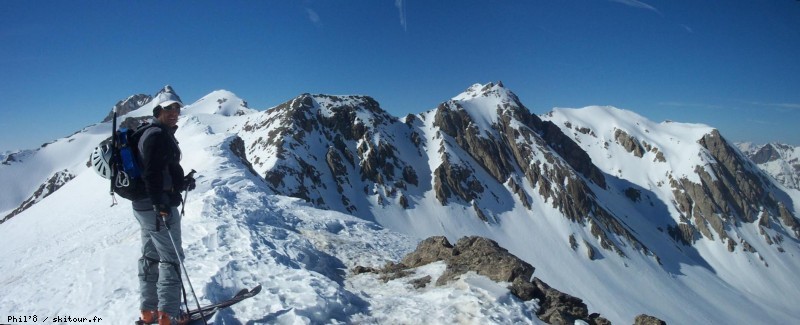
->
xmin=355 ymin=236 xmax=667 ymax=325
xmin=240 ymin=83 xmax=655 ymax=258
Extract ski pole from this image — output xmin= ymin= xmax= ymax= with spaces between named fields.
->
xmin=181 ymin=169 xmax=196 ymax=216
xmin=161 ymin=214 xmax=208 ymax=325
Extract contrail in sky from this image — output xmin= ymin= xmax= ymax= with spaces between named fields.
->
xmin=395 ymin=0 xmax=407 ymax=31
xmin=609 ymin=0 xmax=661 ymax=15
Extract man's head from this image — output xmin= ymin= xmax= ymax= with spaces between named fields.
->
xmin=153 ymin=97 xmax=183 ymax=127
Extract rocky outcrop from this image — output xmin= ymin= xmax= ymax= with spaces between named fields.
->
xmin=533 ymin=277 xmax=591 ymax=325
xmin=355 ymin=236 xmax=621 ymax=325
xmin=749 ymin=143 xmax=785 ymax=164
xmin=634 ymin=314 xmax=667 ymax=325
xmin=102 ymin=94 xmax=152 ymax=123
xmin=615 ymin=129 xmax=646 ymax=158
xmin=2 ymin=170 xmax=75 ymax=223
xmin=432 ymin=156 xmax=484 ymax=204
xmin=101 ymin=86 xmax=180 ymax=123
xmin=670 ymin=131 xmax=800 ymax=249
xmin=433 ymin=100 xmax=517 ymax=183
xmin=228 ymin=136 xmax=261 ymax=179
xmin=536 ymin=120 xmax=606 ymax=188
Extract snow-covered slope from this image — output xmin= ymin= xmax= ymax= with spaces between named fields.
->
xmin=2 ymin=84 xmax=800 ymax=324
xmin=541 ymin=105 xmax=800 ymax=321
xmin=0 ymin=94 xmax=545 ymax=323
xmin=231 ymin=83 xmax=800 ymax=323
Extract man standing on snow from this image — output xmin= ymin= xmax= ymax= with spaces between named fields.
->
xmin=133 ymin=94 xmax=196 ymax=325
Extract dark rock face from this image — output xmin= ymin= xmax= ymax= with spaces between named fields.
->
xmin=432 ymin=87 xmax=606 ymax=197
xmin=537 ymin=120 xmax=606 ymax=189
xmin=432 ymin=157 xmax=484 ymax=204
xmin=670 ymin=131 xmax=800 ymax=248
xmin=749 ymin=143 xmax=784 ymax=164
xmin=433 ymin=100 xmax=517 ymax=183
xmin=2 ymin=170 xmax=75 ymax=223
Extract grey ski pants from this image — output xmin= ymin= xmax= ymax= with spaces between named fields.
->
xmin=133 ymin=207 xmax=184 ymax=316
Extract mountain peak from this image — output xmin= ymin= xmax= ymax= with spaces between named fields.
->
xmin=453 ymin=81 xmax=516 ymax=102
xmin=154 ymin=85 xmax=182 ymax=105
xmin=184 ymin=89 xmax=255 ymax=117
xmin=101 ymin=93 xmax=152 ymax=122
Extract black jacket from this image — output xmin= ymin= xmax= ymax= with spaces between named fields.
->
xmin=137 ymin=121 xmax=185 ymax=208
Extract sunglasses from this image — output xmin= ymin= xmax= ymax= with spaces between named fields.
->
xmin=162 ymin=104 xmax=182 ymax=112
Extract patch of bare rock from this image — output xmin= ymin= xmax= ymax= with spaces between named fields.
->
xmin=354 ymin=236 xmax=667 ymax=325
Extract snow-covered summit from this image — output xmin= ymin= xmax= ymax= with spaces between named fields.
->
xmin=183 ymin=90 xmax=257 ymax=117
xmin=448 ymin=81 xmax=526 ymax=130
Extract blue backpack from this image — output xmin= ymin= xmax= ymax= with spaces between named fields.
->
xmin=90 ymin=122 xmax=155 ymax=201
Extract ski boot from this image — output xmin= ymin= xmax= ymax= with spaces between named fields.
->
xmin=135 ymin=310 xmax=157 ymax=324
xmin=157 ymin=311 xmax=189 ymax=325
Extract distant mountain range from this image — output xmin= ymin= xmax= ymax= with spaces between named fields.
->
xmin=1 ymin=83 xmax=798 ymax=324
xmin=736 ymin=142 xmax=800 ymax=190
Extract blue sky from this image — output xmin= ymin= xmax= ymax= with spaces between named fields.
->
xmin=2 ymin=0 xmax=799 ymax=152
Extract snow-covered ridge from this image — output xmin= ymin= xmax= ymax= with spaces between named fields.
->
xmin=543 ymin=105 xmax=715 ymax=183
xmin=450 ymin=82 xmax=522 ymax=131
xmin=184 ymin=90 xmax=257 ymax=117
xmin=1 ymin=83 xmax=799 ymax=324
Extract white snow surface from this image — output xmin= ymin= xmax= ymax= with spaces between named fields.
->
xmin=0 ymin=95 xmax=545 ymax=324
xmin=2 ymin=87 xmax=800 ymax=324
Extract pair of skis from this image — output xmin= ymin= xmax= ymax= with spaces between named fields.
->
xmin=135 ymin=285 xmax=262 ymax=325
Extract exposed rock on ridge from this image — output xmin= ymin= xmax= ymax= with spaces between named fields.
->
xmin=431 ymin=83 xmax=645 ymax=256
xmin=241 ymin=93 xmax=417 ymax=214
xmin=239 ymin=82 xmax=796 ymax=262
xmin=2 ymin=170 xmax=75 ymax=224
xmin=102 ymin=94 xmax=152 ymax=123
xmin=240 ymin=83 xmax=656 ymax=258
xmin=670 ymin=131 xmax=800 ymax=249
xmin=355 ymin=236 xmax=620 ymax=325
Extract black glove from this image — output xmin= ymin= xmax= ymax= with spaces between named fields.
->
xmin=183 ymin=170 xmax=197 ymax=192
xmin=154 ymin=204 xmax=171 ymax=217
